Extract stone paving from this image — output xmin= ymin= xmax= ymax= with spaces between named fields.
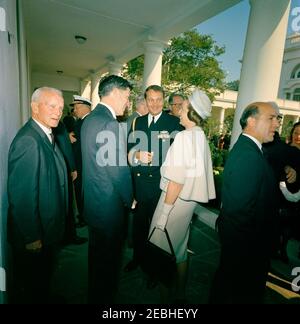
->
xmin=52 ymin=207 xmax=300 ymax=304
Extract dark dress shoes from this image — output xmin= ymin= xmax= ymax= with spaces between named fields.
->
xmin=62 ymin=236 xmax=88 ymax=246
xmin=124 ymin=260 xmax=139 ymax=272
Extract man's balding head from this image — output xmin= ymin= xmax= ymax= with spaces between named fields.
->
xmin=240 ymin=102 xmax=279 ymax=144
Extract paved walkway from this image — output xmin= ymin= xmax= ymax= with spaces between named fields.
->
xmin=52 ymin=206 xmax=300 ymax=304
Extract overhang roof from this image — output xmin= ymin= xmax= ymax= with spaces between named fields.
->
xmin=23 ymin=0 xmax=242 ymax=79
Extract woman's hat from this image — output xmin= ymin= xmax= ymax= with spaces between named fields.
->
xmin=188 ymin=89 xmax=212 ymax=120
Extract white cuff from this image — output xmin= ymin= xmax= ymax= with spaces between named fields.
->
xmin=280 ymin=183 xmax=300 ymax=203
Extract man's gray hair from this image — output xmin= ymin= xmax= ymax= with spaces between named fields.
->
xmin=136 ymin=95 xmax=145 ymax=106
xmin=31 ymin=87 xmax=63 ymax=103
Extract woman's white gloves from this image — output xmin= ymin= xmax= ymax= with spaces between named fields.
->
xmin=156 ymin=203 xmax=174 ymax=231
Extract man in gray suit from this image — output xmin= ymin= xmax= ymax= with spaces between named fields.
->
xmin=7 ymin=87 xmax=68 ymax=303
xmin=210 ymin=102 xmax=280 ymax=304
xmin=81 ymin=75 xmax=133 ymax=304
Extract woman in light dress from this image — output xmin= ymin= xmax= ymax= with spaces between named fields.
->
xmin=149 ymin=89 xmax=216 ymax=302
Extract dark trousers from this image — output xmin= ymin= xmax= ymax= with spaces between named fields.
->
xmin=210 ymin=221 xmax=270 ymax=304
xmin=132 ymin=190 xmax=161 ymax=264
xmin=88 ymin=225 xmax=124 ymax=304
xmin=74 ymin=174 xmax=85 ymax=223
xmin=10 ymin=245 xmax=57 ymax=304
xmin=64 ymin=173 xmax=77 ymax=241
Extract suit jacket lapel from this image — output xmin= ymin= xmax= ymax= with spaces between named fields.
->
xmin=29 ymin=118 xmax=53 ymax=151
xmin=154 ymin=112 xmax=165 ymax=130
xmin=29 ymin=118 xmax=68 ymax=211
xmin=239 ymin=134 xmax=263 ymax=156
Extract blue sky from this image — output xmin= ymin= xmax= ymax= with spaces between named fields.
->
xmin=197 ymin=0 xmax=299 ymax=82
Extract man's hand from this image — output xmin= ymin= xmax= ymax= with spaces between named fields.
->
xmin=69 ymin=132 xmax=77 ymax=144
xmin=135 ymin=151 xmax=153 ymax=164
xmin=25 ymin=240 xmax=42 ymax=252
xmin=71 ymin=170 xmax=78 ymax=181
xmin=285 ymin=166 xmax=297 ymax=184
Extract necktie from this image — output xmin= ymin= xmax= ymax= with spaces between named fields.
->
xmin=149 ymin=116 xmax=155 ymax=129
xmin=50 ymin=132 xmax=55 ymax=148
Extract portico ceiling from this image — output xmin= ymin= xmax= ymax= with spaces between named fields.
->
xmin=23 ymin=0 xmax=242 ymax=79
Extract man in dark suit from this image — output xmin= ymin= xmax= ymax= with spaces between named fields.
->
xmin=7 ymin=87 xmax=68 ymax=303
xmin=53 ymin=121 xmax=87 ymax=245
xmin=63 ymin=108 xmax=76 ymax=132
xmin=126 ymin=85 xmax=183 ymax=272
xmin=81 ymin=75 xmax=133 ymax=304
xmin=210 ymin=102 xmax=280 ymax=304
xmin=70 ymin=95 xmax=92 ymax=227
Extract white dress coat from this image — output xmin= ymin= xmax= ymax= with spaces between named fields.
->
xmin=149 ymin=126 xmax=216 ymax=262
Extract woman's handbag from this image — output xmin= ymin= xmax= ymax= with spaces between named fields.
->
xmin=140 ymin=227 xmax=176 ymax=287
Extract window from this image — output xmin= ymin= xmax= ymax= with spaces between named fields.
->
xmin=291 ymin=64 xmax=300 ymax=79
xmin=286 ymin=93 xmax=291 ymax=100
xmin=293 ymin=88 xmax=300 ymax=101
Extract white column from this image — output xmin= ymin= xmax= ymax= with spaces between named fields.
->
xmin=91 ymin=74 xmax=100 ymax=109
xmin=108 ymin=61 xmax=123 ymax=76
xmin=219 ymin=108 xmax=225 ymax=133
xmin=231 ymin=0 xmax=291 ymax=147
xmin=142 ymin=40 xmax=165 ymax=90
xmin=80 ymin=79 xmax=91 ymax=99
xmin=293 ymin=115 xmax=299 ymax=124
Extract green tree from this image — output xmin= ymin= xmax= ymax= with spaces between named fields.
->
xmin=123 ymin=29 xmax=226 ymax=100
xmin=226 ymin=79 xmax=239 ymax=91
xmin=223 ymin=113 xmax=234 ymax=134
xmin=281 ymin=120 xmax=294 ymax=141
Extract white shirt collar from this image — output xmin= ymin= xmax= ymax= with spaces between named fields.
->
xmin=100 ymin=102 xmax=116 ymax=119
xmin=242 ymin=133 xmax=262 ymax=151
xmin=32 ymin=118 xmax=53 ymax=143
xmin=148 ymin=112 xmax=162 ymax=127
xmin=81 ymin=112 xmax=90 ymax=120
